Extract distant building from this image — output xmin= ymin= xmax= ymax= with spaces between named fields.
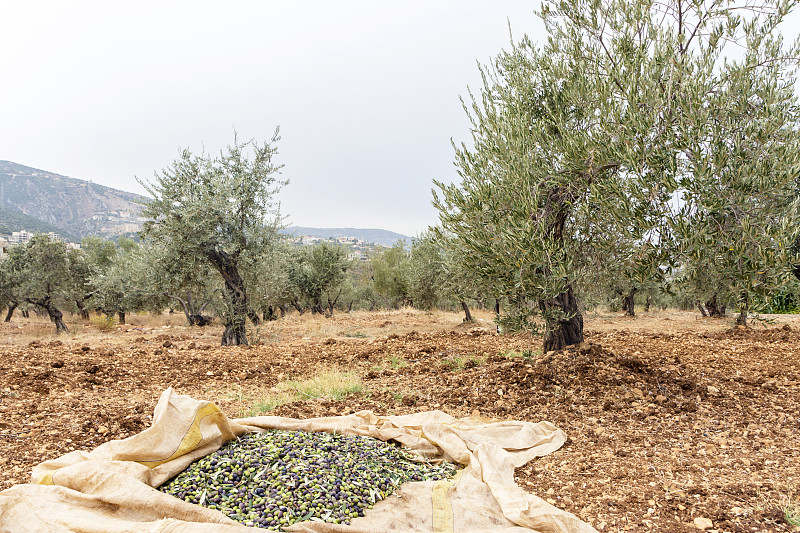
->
xmin=8 ymin=230 xmax=34 ymax=244
xmin=1 ymin=230 xmax=76 ymax=252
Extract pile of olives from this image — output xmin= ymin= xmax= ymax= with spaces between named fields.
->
xmin=159 ymin=430 xmax=458 ymax=530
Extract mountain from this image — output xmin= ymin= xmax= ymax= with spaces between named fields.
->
xmin=0 ymin=160 xmax=148 ymax=240
xmin=0 ymin=161 xmax=411 ymax=246
xmin=283 ymin=226 xmax=410 ymax=247
xmin=0 ymin=206 xmax=80 ymax=242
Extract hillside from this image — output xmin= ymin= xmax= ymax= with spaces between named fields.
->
xmin=0 ymin=206 xmax=80 ymax=242
xmin=0 ymin=160 xmax=148 ymax=240
xmin=284 ymin=226 xmax=410 ymax=247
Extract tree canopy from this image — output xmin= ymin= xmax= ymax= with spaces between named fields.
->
xmin=434 ymin=0 xmax=800 ymax=349
xmin=139 ymin=131 xmax=286 ymax=345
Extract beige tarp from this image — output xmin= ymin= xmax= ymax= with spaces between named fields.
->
xmin=0 ymin=389 xmax=598 ymax=533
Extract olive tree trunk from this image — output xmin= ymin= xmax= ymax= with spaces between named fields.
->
xmin=736 ymin=295 xmax=749 ymax=327
xmin=705 ymin=293 xmax=726 ymax=317
xmin=204 ymin=248 xmax=250 ymax=346
xmin=27 ymin=297 xmax=68 ymax=334
xmin=623 ymin=287 xmax=638 ymax=317
xmin=539 ymin=285 xmax=583 ymax=352
xmin=4 ymin=302 xmax=18 ymax=322
xmin=461 ymin=301 xmax=474 ymax=323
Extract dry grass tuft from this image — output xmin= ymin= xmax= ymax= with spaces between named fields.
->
xmin=244 ymin=369 xmax=363 ymax=417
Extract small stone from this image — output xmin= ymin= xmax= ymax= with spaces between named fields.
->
xmin=497 ymin=389 xmax=504 ymax=396
xmin=632 ymin=388 xmax=644 ymax=399
xmin=707 ymin=385 xmax=720 ymax=396
xmin=97 ymin=425 xmax=109 ymax=434
xmin=655 ymin=394 xmax=667 ymax=403
xmin=730 ymin=507 xmax=745 ymax=515
xmin=693 ymin=516 xmax=713 ymax=530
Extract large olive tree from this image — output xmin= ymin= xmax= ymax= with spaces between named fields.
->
xmin=139 ymin=131 xmax=286 ymax=345
xmin=434 ymin=0 xmax=800 ymax=350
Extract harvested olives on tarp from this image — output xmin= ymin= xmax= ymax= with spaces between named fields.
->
xmin=159 ymin=429 xmax=458 ymax=530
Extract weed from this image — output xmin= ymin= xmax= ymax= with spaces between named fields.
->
xmin=440 ymin=359 xmax=460 ymax=371
xmin=245 ymin=369 xmax=363 ymax=416
xmin=340 ymin=330 xmax=368 ymax=338
xmin=503 ymin=349 xmax=539 ymax=360
xmin=221 ymin=385 xmax=250 ymax=403
xmin=282 ymin=369 xmax=363 ymax=401
xmin=783 ymin=494 xmax=800 ymax=526
xmin=90 ymin=315 xmax=116 ymax=331
xmin=387 ymin=355 xmax=406 ymax=369
xmin=245 ymin=391 xmax=296 ymax=417
xmin=246 ymin=322 xmax=282 ymax=345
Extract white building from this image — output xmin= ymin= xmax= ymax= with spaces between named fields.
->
xmin=8 ymin=231 xmax=33 ymax=244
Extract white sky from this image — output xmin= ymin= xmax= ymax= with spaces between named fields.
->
xmin=0 ymin=1 xmax=542 ymax=236
xmin=1 ymin=2 xmax=798 ymax=236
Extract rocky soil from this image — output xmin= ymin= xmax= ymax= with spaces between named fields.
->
xmin=1 ymin=310 xmax=798 ymax=532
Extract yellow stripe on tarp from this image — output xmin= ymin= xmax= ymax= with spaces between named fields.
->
xmin=137 ymin=403 xmax=224 ymax=468
xmin=432 ymin=469 xmax=463 ymax=533
xmin=38 ymin=473 xmax=54 ymax=486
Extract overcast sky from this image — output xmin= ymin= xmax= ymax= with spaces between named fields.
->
xmin=1 ymin=2 xmax=543 ymax=236
xmin=2 ymin=3 xmax=798 ymax=237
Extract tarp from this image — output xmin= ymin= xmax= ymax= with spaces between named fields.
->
xmin=0 ymin=389 xmax=598 ymax=533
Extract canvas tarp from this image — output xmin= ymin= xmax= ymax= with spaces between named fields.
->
xmin=0 ymin=389 xmax=598 ymax=533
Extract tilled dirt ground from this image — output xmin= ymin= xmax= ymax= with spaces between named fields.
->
xmin=1 ymin=309 xmax=798 ymax=532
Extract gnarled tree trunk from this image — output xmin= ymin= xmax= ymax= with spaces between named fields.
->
xmin=4 ymin=301 xmax=18 ymax=322
xmin=623 ymin=287 xmax=638 ymax=316
xmin=202 ymin=247 xmax=250 ymax=346
xmin=75 ymin=300 xmax=90 ymax=320
xmin=696 ymin=301 xmax=709 ymax=317
xmin=705 ymin=293 xmax=726 ymax=317
xmin=291 ymin=299 xmax=306 ymax=315
xmin=219 ymin=268 xmax=249 ymax=346
xmin=540 ymin=285 xmax=583 ymax=352
xmin=27 ymin=297 xmax=68 ymax=334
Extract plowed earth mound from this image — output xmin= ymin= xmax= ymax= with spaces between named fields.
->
xmin=1 ymin=310 xmax=798 ymax=532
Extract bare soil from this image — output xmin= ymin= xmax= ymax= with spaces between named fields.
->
xmin=1 ymin=309 xmax=798 ymax=532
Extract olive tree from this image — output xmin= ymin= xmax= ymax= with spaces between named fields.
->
xmin=370 ymin=241 xmax=412 ymax=309
xmin=287 ymin=242 xmax=352 ymax=315
xmin=1 ymin=235 xmax=75 ymax=333
xmin=434 ymin=0 xmax=800 ymax=350
xmin=407 ymin=231 xmax=448 ymax=311
xmin=140 ymin=131 xmax=285 ymax=345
